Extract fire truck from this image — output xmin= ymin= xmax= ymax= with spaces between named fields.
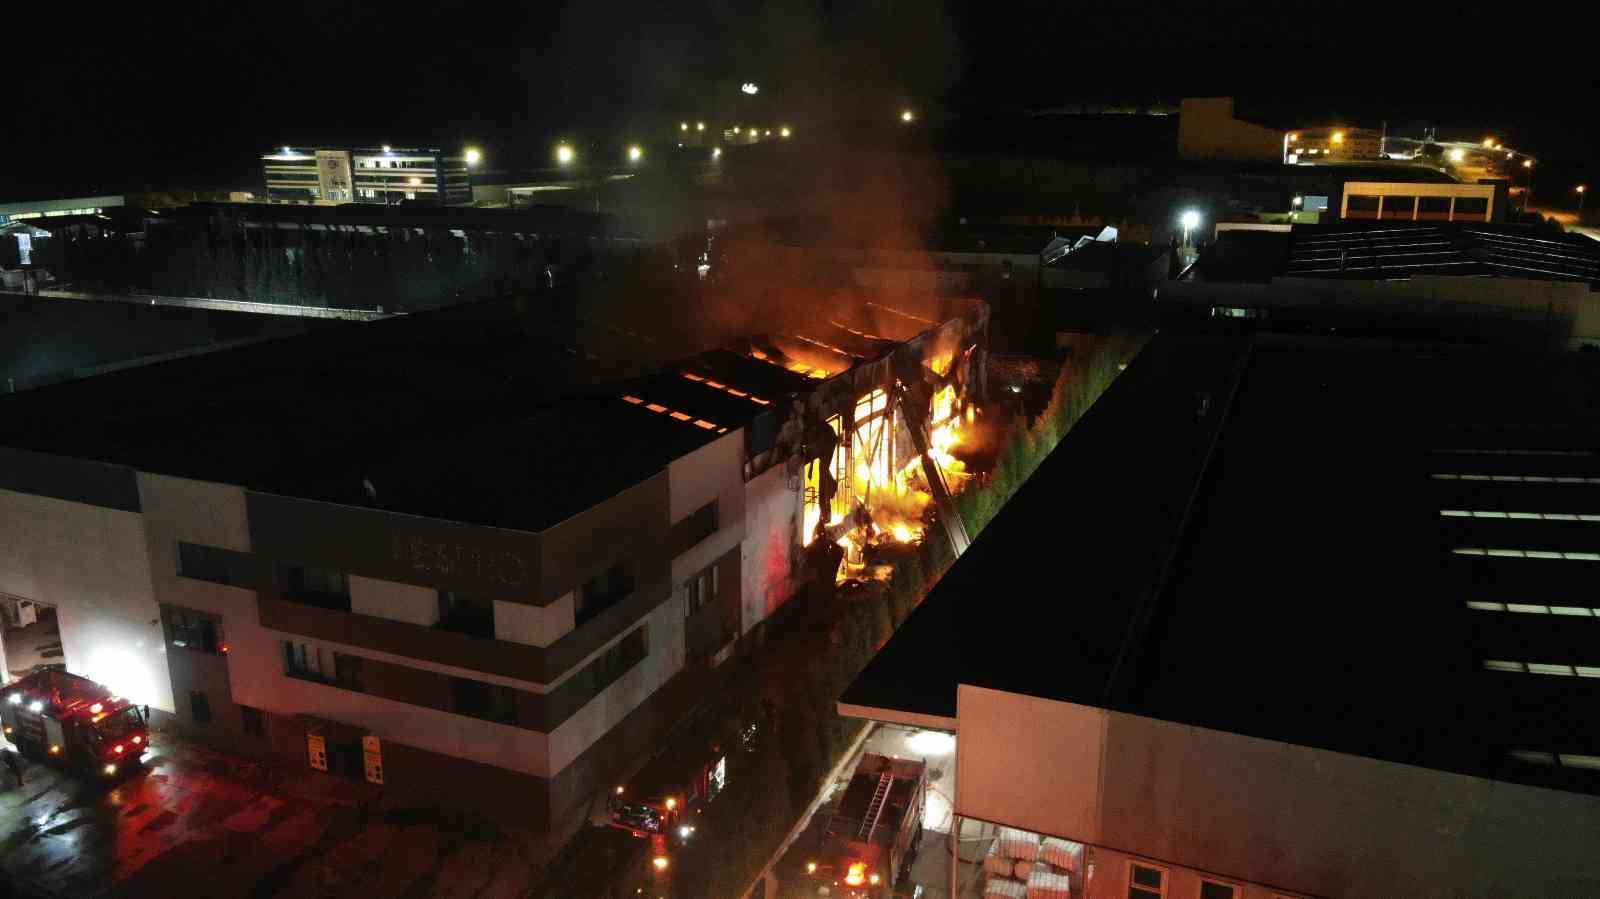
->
xmin=806 ymin=753 xmax=927 ymax=897
xmin=1 ymin=670 xmax=149 ymax=778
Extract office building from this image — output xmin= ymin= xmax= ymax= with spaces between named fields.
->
xmin=842 ymin=333 xmax=1600 ymax=898
xmin=0 ymin=294 xmax=986 ymax=833
xmin=261 ymin=146 xmax=471 ymax=205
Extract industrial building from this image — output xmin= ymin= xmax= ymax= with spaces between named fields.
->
xmin=0 ymin=293 xmax=986 ymax=833
xmin=1168 ymin=220 xmax=1600 ymax=350
xmin=841 ymin=332 xmax=1600 ymax=897
xmin=261 ymin=146 xmax=472 ymax=205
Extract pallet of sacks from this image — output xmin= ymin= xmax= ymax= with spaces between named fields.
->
xmin=1025 ymin=866 xmax=1071 ymax=899
xmin=982 ymin=876 xmax=1027 ymax=899
xmin=1039 ymin=836 xmax=1083 ymax=875
xmin=995 ymin=826 xmax=1041 ymax=862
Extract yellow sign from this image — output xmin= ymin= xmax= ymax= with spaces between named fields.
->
xmin=307 ymin=733 xmax=327 ymax=772
xmin=362 ymin=734 xmax=383 ymax=785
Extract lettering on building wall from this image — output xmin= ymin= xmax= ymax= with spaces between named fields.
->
xmin=388 ymin=535 xmax=528 ymax=587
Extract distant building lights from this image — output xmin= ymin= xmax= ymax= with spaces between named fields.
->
xmin=281 ymin=146 xmax=291 ymax=154
xmin=712 ymin=147 xmax=722 ymax=160
xmin=1524 ymin=159 xmax=1534 ymax=168
xmin=900 ymin=109 xmax=915 ymax=124
xmin=733 ymin=126 xmax=741 ymax=134
xmin=780 ymin=126 xmax=791 ymax=138
xmin=464 ymin=147 xmax=482 ymax=166
xmin=741 ymin=82 xmax=759 ymax=95
xmin=1483 ymin=137 xmax=1497 ymax=148
xmin=556 ymin=144 xmax=575 ymax=166
xmin=381 ymin=145 xmax=392 ymax=153
xmin=628 ymin=144 xmax=643 ymax=163
xmin=1286 ymin=133 xmax=1298 ymax=143
xmin=696 ymin=122 xmax=705 ymax=132
xmin=408 ymin=176 xmax=421 ymax=186
xmin=680 ymin=122 xmax=688 ymax=132
xmin=1449 ymin=148 xmax=1466 ymax=162
xmin=1330 ymin=131 xmax=1345 ymax=144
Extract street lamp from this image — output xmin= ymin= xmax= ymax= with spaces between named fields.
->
xmin=741 ymin=82 xmax=759 ymax=95
xmin=711 ymin=147 xmax=722 ymax=160
xmin=1483 ymin=137 xmax=1496 ymax=148
xmin=900 ymin=109 xmax=915 ymax=124
xmin=555 ymin=144 xmax=575 ymax=166
xmin=696 ymin=122 xmax=705 ymax=132
xmin=627 ymin=144 xmax=643 ymax=164
xmin=780 ymin=126 xmax=791 ymax=139
xmin=1578 ymin=185 xmax=1588 ymax=213
xmin=1448 ymin=148 xmax=1466 ymax=163
xmin=1180 ymin=209 xmax=1201 ymax=247
xmin=1331 ymin=131 xmax=1345 ymax=144
xmin=464 ymin=147 xmax=482 ymax=167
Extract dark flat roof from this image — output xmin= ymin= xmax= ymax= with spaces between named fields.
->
xmin=1198 ymin=222 xmax=1600 ymax=285
xmin=844 ymin=333 xmax=1600 ymax=795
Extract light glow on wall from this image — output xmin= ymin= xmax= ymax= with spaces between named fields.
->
xmin=79 ymin=647 xmax=161 ymax=712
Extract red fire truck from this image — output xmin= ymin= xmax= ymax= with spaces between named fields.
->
xmin=1 ymin=670 xmax=150 ymax=778
xmin=806 ymin=753 xmax=927 ymax=898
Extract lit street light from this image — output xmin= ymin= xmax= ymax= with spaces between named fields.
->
xmin=780 ymin=126 xmax=791 ymax=138
xmin=1180 ymin=209 xmax=1201 ymax=247
xmin=711 ymin=147 xmax=722 ymax=160
xmin=741 ymin=82 xmax=759 ymax=95
xmin=627 ymin=144 xmax=643 ymax=163
xmin=464 ymin=147 xmax=482 ymax=167
xmin=555 ymin=144 xmax=575 ymax=166
xmin=1448 ymin=148 xmax=1466 ymax=163
xmin=1331 ymin=131 xmax=1345 ymax=145
xmin=900 ymin=109 xmax=915 ymax=124
xmin=696 ymin=122 xmax=705 ymax=132
xmin=1483 ymin=137 xmax=1496 ymax=148
xmin=1578 ymin=185 xmax=1588 ymax=213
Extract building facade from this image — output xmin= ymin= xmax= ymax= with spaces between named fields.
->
xmin=0 ymin=296 xmax=988 ymax=833
xmin=261 ymin=147 xmax=471 ymax=205
xmin=1283 ymin=127 xmax=1384 ymax=164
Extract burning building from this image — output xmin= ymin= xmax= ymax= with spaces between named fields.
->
xmin=0 ymin=292 xmax=986 ymax=832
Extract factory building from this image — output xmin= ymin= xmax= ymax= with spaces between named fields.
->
xmin=0 ymin=294 xmax=985 ymax=833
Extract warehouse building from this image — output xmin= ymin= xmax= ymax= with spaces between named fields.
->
xmin=0 ymin=294 xmax=985 ymax=833
xmin=841 ymin=333 xmax=1600 ymax=898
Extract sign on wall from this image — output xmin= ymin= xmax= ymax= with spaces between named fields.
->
xmin=307 ymin=733 xmax=328 ymax=771
xmin=315 ymin=150 xmax=353 ymax=202
xmin=362 ymin=734 xmax=384 ymax=785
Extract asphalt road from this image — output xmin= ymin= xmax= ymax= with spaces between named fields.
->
xmin=0 ymin=733 xmax=541 ymax=898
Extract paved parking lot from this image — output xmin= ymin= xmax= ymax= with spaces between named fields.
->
xmin=1 ymin=732 xmax=544 ymax=899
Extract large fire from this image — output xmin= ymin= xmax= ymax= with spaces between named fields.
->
xmin=831 ymin=382 xmax=973 ymax=584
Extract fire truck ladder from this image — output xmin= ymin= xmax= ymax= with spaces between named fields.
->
xmin=857 ymin=770 xmax=895 ymax=842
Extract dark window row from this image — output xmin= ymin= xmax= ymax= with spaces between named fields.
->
xmin=177 ymin=542 xmax=241 ymax=587
xmin=283 ymin=640 xmax=364 ymax=689
xmin=577 ymin=560 xmax=635 ymax=625
xmin=589 ymin=625 xmax=649 ymax=695
xmin=280 ymin=563 xmax=351 ymax=611
xmin=165 ymin=606 xmax=225 ymax=654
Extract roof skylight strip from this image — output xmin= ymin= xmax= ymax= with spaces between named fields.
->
xmin=1452 ymin=548 xmax=1600 ymax=561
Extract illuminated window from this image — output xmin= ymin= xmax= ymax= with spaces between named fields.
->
xmin=1129 ymin=861 xmax=1167 ymax=899
xmin=828 ymin=415 xmax=849 ymax=519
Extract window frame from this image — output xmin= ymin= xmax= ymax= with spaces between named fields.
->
xmin=1128 ymin=860 xmax=1168 ymax=899
xmin=1199 ymin=878 xmax=1239 ymax=899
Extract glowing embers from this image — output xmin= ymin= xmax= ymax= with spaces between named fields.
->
xmin=620 ymin=396 xmax=726 ymax=433
xmin=679 ymin=371 xmax=770 ymax=406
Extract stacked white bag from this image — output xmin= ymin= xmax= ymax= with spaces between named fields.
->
xmin=1039 ymin=837 xmax=1083 ymax=874
xmin=982 ymin=876 xmax=1028 ymax=899
xmin=1025 ymin=866 xmax=1071 ymax=899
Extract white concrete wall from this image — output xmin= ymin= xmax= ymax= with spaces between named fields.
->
xmin=740 ymin=463 xmax=799 ymax=634
xmin=546 ymin=596 xmax=685 ymax=774
xmin=349 ymin=575 xmax=438 ymax=627
xmin=669 ymin=433 xmax=746 ymax=585
xmin=135 ymin=474 xmax=562 ymax=777
xmin=0 ymin=487 xmax=168 ymax=711
xmin=955 ymin=684 xmax=1600 ymax=898
xmin=494 ymin=593 xmax=573 ymax=648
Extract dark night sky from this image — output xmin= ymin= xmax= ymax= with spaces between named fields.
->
xmin=5 ymin=0 xmax=1593 ymax=199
